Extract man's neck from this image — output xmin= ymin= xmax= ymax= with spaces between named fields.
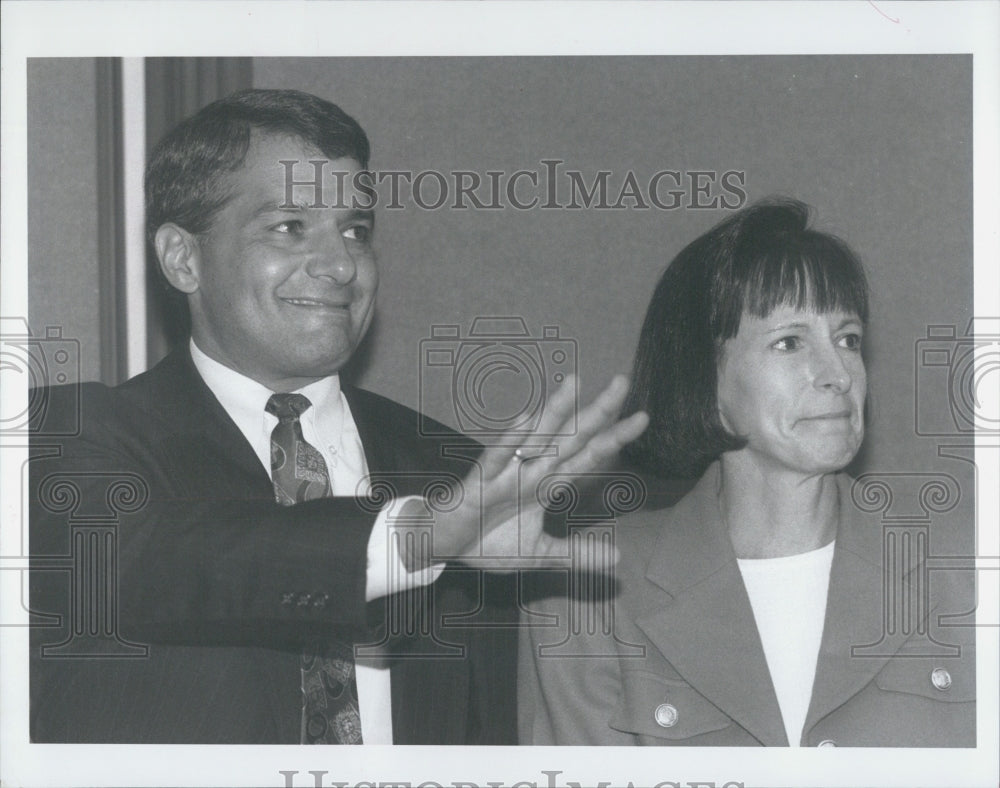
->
xmin=188 ymin=337 xmax=333 ymax=393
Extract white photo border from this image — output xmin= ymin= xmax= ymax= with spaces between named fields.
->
xmin=2 ymin=3 xmax=997 ymax=788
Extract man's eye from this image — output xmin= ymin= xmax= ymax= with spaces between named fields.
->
xmin=773 ymin=336 xmax=802 ymax=351
xmin=838 ymin=333 xmax=863 ymax=351
xmin=273 ymin=220 xmax=304 ymax=234
xmin=343 ymin=225 xmax=372 ymax=243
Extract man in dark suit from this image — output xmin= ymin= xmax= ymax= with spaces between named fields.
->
xmin=29 ymin=89 xmax=646 ymax=744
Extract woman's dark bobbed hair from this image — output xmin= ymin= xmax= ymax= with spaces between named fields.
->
xmin=621 ymin=197 xmax=870 ymax=479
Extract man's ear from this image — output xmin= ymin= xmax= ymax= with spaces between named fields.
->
xmin=154 ymin=223 xmax=201 ymax=294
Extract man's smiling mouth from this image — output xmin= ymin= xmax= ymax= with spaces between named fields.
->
xmin=280 ymin=297 xmax=350 ymax=308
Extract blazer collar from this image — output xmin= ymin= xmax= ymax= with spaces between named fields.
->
xmin=641 ymin=464 xmax=731 ymax=596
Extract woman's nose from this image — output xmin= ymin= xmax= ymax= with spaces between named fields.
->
xmin=813 ymin=344 xmax=852 ymax=393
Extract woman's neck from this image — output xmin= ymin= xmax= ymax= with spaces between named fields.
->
xmin=718 ymin=454 xmax=840 ymax=559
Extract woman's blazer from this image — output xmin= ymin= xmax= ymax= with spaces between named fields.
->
xmin=519 ymin=463 xmax=975 ymax=746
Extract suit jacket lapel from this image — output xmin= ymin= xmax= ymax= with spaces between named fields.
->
xmin=151 ymin=349 xmax=272 ymax=488
xmin=634 ymin=465 xmax=788 ymax=746
xmin=343 ymin=384 xmax=392 ymax=473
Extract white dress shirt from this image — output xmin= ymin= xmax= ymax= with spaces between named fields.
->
xmin=190 ymin=339 xmax=443 ymax=744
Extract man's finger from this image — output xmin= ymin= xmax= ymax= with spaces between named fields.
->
xmin=523 ymin=373 xmax=579 ymax=442
xmin=554 ymin=410 xmax=649 ymax=478
xmin=547 ymin=375 xmax=636 ymax=462
xmin=476 ymin=440 xmax=524 ymax=481
xmin=476 ymin=374 xmax=578 ymax=480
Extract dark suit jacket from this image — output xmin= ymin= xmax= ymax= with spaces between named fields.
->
xmin=519 ymin=463 xmax=975 ymax=746
xmin=29 ymin=349 xmax=517 ymax=744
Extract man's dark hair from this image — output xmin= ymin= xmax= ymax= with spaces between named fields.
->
xmin=622 ymin=197 xmax=870 ymax=479
xmin=145 ymin=88 xmax=370 ymax=243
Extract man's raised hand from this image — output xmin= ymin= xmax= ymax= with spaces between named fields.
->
xmin=401 ymin=374 xmax=648 ymax=570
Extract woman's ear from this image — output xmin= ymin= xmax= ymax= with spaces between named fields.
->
xmin=154 ymin=223 xmax=201 ymax=294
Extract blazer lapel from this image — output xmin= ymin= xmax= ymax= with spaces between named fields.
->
xmin=633 ymin=465 xmax=788 ymax=746
xmin=802 ymin=475 xmax=932 ymax=738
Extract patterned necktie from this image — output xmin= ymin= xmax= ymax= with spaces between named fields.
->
xmin=266 ymin=392 xmax=363 ymax=745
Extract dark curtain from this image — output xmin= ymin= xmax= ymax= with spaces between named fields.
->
xmin=144 ymin=58 xmax=253 ymax=367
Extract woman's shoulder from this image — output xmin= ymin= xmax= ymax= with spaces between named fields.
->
xmin=614 ymin=465 xmax=714 ymax=529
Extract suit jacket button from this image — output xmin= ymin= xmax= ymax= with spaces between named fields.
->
xmin=817 ymin=739 xmax=837 ymax=747
xmin=312 ymin=592 xmax=329 ymax=609
xmin=281 ymin=592 xmax=296 ymax=607
xmin=931 ymin=667 xmax=953 ymax=690
xmin=296 ymin=592 xmax=311 ymax=607
xmin=654 ymin=703 xmax=678 ymax=728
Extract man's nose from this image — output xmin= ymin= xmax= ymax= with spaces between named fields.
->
xmin=305 ymin=235 xmax=357 ymax=286
xmin=812 ymin=343 xmax=851 ymax=394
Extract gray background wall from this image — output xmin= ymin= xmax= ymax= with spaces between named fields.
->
xmin=253 ymin=56 xmax=973 ymax=482
xmin=28 ymin=56 xmax=975 ymax=542
xmin=27 ymin=59 xmax=102 ymax=382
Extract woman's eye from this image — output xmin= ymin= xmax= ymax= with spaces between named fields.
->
xmin=773 ymin=336 xmax=802 ymax=351
xmin=343 ymin=225 xmax=372 ymax=243
xmin=838 ymin=332 xmax=863 ymax=350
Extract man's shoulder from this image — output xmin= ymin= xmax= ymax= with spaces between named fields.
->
xmin=29 ymin=351 xmax=203 ymax=438
xmin=342 ymin=384 xmax=469 ymax=442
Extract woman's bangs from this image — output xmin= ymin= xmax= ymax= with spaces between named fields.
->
xmin=742 ymin=241 xmax=868 ymax=323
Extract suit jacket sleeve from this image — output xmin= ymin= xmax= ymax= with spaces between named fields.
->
xmin=29 ymin=359 xmax=452 ymax=649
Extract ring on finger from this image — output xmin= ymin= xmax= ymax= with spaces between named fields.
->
xmin=511 ymin=448 xmax=543 ymax=464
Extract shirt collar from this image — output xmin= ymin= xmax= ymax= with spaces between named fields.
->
xmin=189 ymin=338 xmax=342 ymax=434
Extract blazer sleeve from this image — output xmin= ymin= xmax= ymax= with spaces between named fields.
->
xmin=29 ymin=383 xmax=378 ymax=649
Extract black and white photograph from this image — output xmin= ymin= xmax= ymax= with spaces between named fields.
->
xmin=1 ymin=3 xmax=997 ymax=788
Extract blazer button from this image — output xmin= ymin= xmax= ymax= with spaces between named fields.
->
xmin=312 ymin=592 xmax=329 ymax=609
xmin=817 ymin=739 xmax=837 ymax=747
xmin=654 ymin=703 xmax=679 ymax=728
xmin=296 ymin=592 xmax=311 ymax=607
xmin=931 ymin=667 xmax=953 ymax=690
xmin=281 ymin=592 xmax=296 ymax=607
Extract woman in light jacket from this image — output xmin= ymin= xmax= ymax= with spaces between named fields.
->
xmin=519 ymin=198 xmax=974 ymax=747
